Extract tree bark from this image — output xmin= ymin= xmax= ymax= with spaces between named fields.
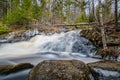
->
xmin=98 ymin=0 xmax=107 ymax=49
xmin=91 ymin=0 xmax=95 ymax=19
xmin=115 ymin=0 xmax=118 ymax=30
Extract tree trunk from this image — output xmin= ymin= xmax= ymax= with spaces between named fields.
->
xmin=98 ymin=0 xmax=107 ymax=49
xmin=9 ymin=0 xmax=12 ymax=12
xmin=115 ymin=0 xmax=118 ymax=30
xmin=92 ymin=0 xmax=95 ymax=19
xmin=88 ymin=0 xmax=91 ymax=26
xmin=1 ymin=0 xmax=4 ymax=18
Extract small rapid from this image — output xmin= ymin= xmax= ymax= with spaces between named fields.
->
xmin=0 ymin=30 xmax=94 ymax=60
xmin=1 ymin=30 xmax=114 ymax=80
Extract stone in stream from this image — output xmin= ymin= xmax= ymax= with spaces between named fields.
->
xmin=0 ymin=63 xmax=34 ymax=75
xmin=29 ymin=60 xmax=91 ymax=80
xmin=88 ymin=60 xmax=120 ymax=80
xmin=88 ymin=60 xmax=120 ymax=72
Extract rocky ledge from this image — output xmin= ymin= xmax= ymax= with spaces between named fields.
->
xmin=0 ymin=29 xmax=39 ymax=43
xmin=0 ymin=63 xmax=34 ymax=75
xmin=80 ymin=28 xmax=120 ymax=47
xmin=29 ymin=60 xmax=91 ymax=80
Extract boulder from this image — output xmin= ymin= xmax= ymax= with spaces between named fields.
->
xmin=29 ymin=60 xmax=91 ymax=80
xmin=0 ymin=63 xmax=34 ymax=75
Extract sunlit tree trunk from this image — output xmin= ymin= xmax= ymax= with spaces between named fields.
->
xmin=88 ymin=0 xmax=91 ymax=26
xmin=98 ymin=0 xmax=107 ymax=49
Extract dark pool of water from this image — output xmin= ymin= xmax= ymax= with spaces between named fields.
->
xmin=0 ymin=69 xmax=31 ymax=80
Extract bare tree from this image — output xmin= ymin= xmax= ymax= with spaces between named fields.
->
xmin=98 ymin=0 xmax=107 ymax=49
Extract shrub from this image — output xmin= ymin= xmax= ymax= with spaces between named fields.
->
xmin=0 ymin=23 xmax=9 ymax=35
xmin=76 ymin=12 xmax=88 ymax=23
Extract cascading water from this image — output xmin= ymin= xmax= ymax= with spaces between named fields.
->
xmin=0 ymin=30 xmax=120 ymax=80
xmin=0 ymin=30 xmax=109 ymax=80
xmin=29 ymin=30 xmax=93 ymax=54
xmin=0 ymin=30 xmax=94 ymax=60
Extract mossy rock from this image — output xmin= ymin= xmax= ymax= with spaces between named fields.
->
xmin=29 ymin=60 xmax=91 ymax=80
xmin=0 ymin=63 xmax=34 ymax=75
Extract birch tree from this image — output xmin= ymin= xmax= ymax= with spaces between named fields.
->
xmin=98 ymin=0 xmax=107 ymax=49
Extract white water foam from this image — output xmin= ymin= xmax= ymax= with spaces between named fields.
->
xmin=0 ymin=30 xmax=94 ymax=59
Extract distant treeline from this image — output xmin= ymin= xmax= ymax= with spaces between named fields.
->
xmin=0 ymin=0 xmax=120 ymax=25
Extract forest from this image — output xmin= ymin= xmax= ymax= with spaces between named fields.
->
xmin=0 ymin=0 xmax=120 ymax=80
xmin=0 ymin=0 xmax=119 ymax=25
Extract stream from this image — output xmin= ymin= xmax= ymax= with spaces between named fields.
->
xmin=0 ymin=30 xmax=119 ymax=80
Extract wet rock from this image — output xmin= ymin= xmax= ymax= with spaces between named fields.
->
xmin=88 ymin=60 xmax=120 ymax=80
xmin=0 ymin=63 xmax=34 ymax=75
xmin=29 ymin=60 xmax=91 ymax=80
xmin=88 ymin=60 xmax=120 ymax=72
xmin=0 ymin=29 xmax=39 ymax=43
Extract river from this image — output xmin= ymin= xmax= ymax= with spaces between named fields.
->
xmin=0 ymin=30 xmax=119 ymax=80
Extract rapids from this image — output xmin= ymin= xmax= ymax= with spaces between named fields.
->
xmin=0 ymin=30 xmax=94 ymax=60
xmin=0 ymin=30 xmax=119 ymax=80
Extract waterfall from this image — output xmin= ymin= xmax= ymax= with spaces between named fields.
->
xmin=0 ymin=30 xmax=101 ymax=80
xmin=0 ymin=30 xmax=94 ymax=59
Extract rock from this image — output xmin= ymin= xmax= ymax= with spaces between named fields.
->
xmin=29 ymin=60 xmax=91 ymax=80
xmin=80 ymin=29 xmax=102 ymax=47
xmin=88 ymin=60 xmax=120 ymax=72
xmin=0 ymin=29 xmax=39 ymax=43
xmin=96 ymin=47 xmax=120 ymax=60
xmin=0 ymin=63 xmax=34 ymax=75
xmin=80 ymin=29 xmax=120 ymax=47
xmin=88 ymin=60 xmax=120 ymax=80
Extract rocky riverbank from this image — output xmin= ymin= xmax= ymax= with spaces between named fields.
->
xmin=28 ymin=60 xmax=120 ymax=80
xmin=80 ymin=28 xmax=120 ymax=60
xmin=0 ymin=60 xmax=120 ymax=80
xmin=88 ymin=60 xmax=120 ymax=80
xmin=0 ymin=24 xmax=72 ymax=43
xmin=80 ymin=28 xmax=120 ymax=47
